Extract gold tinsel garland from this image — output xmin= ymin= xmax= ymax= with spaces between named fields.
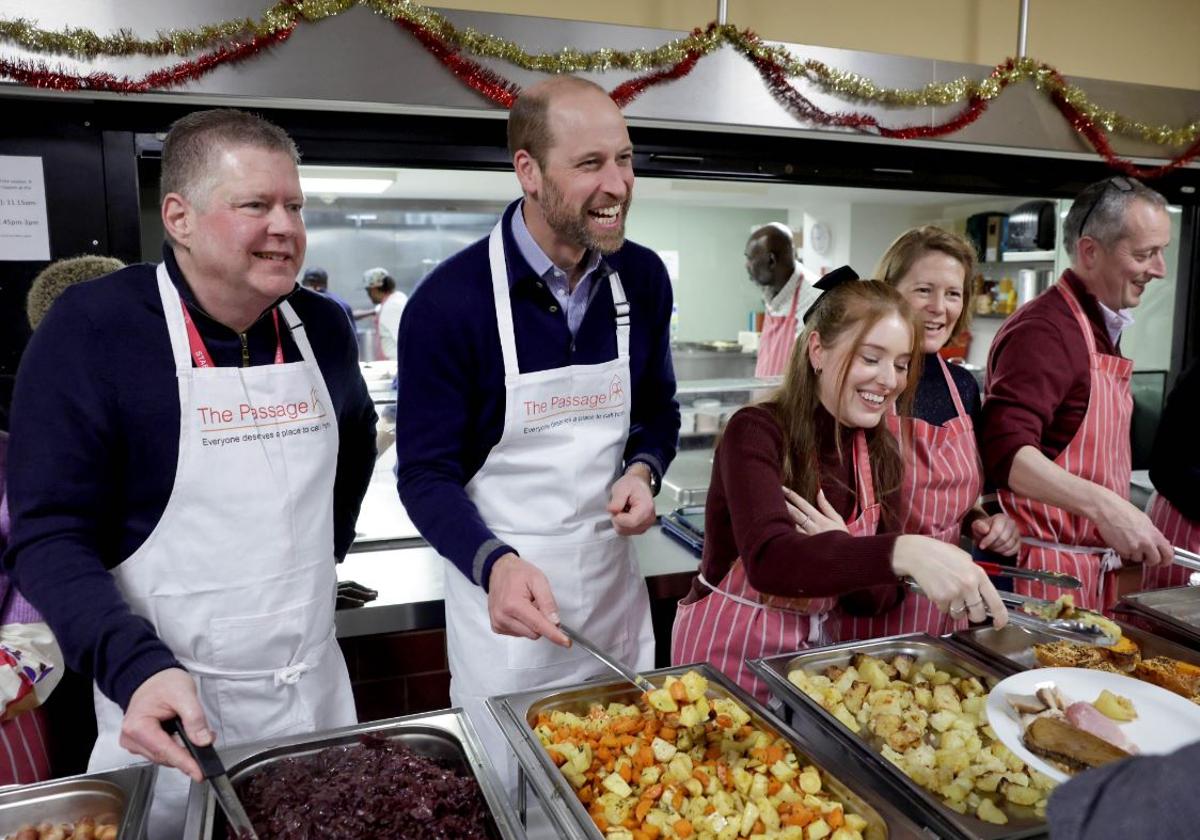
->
xmin=2 ymin=0 xmax=1198 ymax=147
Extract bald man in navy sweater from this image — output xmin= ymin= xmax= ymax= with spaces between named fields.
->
xmin=395 ymin=77 xmax=680 ymax=767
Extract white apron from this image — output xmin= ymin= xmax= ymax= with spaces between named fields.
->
xmin=87 ymin=266 xmax=357 ymax=840
xmin=444 ymin=223 xmax=655 ymax=786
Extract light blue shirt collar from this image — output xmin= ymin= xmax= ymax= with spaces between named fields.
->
xmin=510 ymin=200 xmax=603 ymax=284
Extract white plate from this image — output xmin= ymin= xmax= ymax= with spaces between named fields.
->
xmin=985 ymin=667 xmax=1200 ymax=782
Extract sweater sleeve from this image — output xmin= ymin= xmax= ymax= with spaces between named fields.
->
xmin=717 ymin=408 xmax=900 ymax=598
xmin=394 ymin=287 xmax=515 ymax=590
xmin=1148 ymin=361 xmax=1200 ymax=521
xmin=3 ymin=291 xmax=180 ymax=710
xmin=623 ymin=257 xmax=680 ymax=484
xmin=1048 ymin=742 xmax=1200 ymax=840
xmin=980 ymin=315 xmax=1087 ymax=488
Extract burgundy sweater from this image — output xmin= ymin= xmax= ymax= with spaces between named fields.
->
xmin=688 ymin=404 xmax=902 ymax=613
xmin=981 ymin=271 xmax=1120 ymax=489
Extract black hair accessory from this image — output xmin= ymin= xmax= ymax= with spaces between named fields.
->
xmin=800 ymin=264 xmax=860 ymax=324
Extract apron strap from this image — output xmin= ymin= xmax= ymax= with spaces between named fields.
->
xmin=609 ymin=271 xmax=631 ymax=360
xmin=486 ymin=223 xmax=521 ymax=380
xmin=279 ymin=301 xmax=318 ymax=366
xmin=851 ymin=428 xmax=877 ymax=513
xmin=156 ymin=264 xmax=195 ymax=378
xmin=1054 ymin=281 xmax=1100 ymax=357
xmin=937 ymin=354 xmax=969 ymax=418
xmin=177 ymin=630 xmax=335 ymax=687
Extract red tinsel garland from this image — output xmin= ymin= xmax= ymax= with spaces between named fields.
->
xmin=2 ymin=17 xmax=1198 ymax=178
xmin=609 ymin=47 xmax=704 ymax=108
xmin=1044 ymin=71 xmax=1200 ymax=179
xmin=393 ymin=17 xmax=519 ymax=108
xmin=0 ymin=27 xmax=293 ymax=92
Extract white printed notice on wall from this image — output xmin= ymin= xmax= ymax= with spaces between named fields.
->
xmin=0 ymin=156 xmax=50 ymax=261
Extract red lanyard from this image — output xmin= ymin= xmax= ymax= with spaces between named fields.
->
xmin=180 ymin=302 xmax=284 ymax=368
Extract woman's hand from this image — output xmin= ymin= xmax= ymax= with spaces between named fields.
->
xmin=892 ymin=535 xmax=1008 ymax=627
xmin=783 ymin=487 xmax=848 ymax=535
xmin=971 ymin=512 xmax=1022 ymax=556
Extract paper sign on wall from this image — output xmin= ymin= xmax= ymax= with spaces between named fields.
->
xmin=0 ymin=156 xmax=50 ymax=261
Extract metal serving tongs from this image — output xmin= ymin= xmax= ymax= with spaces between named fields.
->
xmin=1172 ymin=546 xmax=1200 ymax=574
xmin=997 ymin=590 xmax=1119 ymax=646
xmin=164 ymin=718 xmax=261 ymax=840
xmin=558 ymin=622 xmax=656 ymax=694
xmin=974 ymin=560 xmax=1081 ymax=589
xmin=904 ymin=581 xmax=1116 ymax=646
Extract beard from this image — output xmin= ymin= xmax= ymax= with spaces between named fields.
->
xmin=541 ymin=175 xmax=632 ymax=255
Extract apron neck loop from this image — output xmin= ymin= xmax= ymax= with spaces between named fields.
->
xmin=936 ymin=354 xmax=969 ymax=419
xmin=851 ymin=428 xmax=878 ymax=513
xmin=181 ymin=303 xmax=284 ymax=368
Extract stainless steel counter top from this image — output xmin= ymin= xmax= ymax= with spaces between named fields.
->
xmin=336 ymin=525 xmax=700 ymax=638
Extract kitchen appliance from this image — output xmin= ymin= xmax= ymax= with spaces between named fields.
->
xmin=1004 ymin=200 xmax=1056 ymax=251
xmin=966 ymin=213 xmax=1009 ymax=262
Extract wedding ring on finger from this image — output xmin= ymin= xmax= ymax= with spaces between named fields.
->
xmin=965 ymin=598 xmax=984 ymax=608
xmin=949 ymin=604 xmax=966 ymax=616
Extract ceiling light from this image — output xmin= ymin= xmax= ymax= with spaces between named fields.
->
xmin=301 ymin=177 xmax=393 ymax=195
xmin=345 ymin=214 xmax=378 ymax=222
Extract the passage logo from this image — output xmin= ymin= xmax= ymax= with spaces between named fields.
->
xmin=522 ymin=375 xmax=626 ymax=434
xmin=197 ymin=387 xmax=328 ymax=433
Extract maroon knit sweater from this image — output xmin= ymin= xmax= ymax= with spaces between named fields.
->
xmin=686 ymin=404 xmax=903 ymax=614
xmin=981 ymin=270 xmax=1119 ymax=489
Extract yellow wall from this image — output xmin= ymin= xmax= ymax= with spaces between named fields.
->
xmin=437 ymin=1 xmax=1200 ymax=91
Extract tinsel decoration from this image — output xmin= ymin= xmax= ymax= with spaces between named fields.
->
xmin=0 ymin=27 xmax=293 ymax=92
xmin=393 ymin=17 xmax=519 ymax=108
xmin=3 ymin=3 xmax=1200 ymax=174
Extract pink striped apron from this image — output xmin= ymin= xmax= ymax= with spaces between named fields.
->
xmin=1142 ymin=492 xmax=1197 ymax=590
xmin=997 ymin=281 xmax=1134 ymax=614
xmin=0 ymin=709 xmax=50 ymax=786
xmin=836 ymin=355 xmax=983 ymax=641
xmin=671 ymin=430 xmax=881 ymax=703
xmin=755 ymin=283 xmax=801 ymax=378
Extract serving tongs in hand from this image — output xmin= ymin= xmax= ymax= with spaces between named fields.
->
xmin=904 ymin=581 xmax=1116 ymax=646
xmin=558 ymin=622 xmax=656 ymax=694
xmin=974 ymin=561 xmax=1082 ymax=589
xmin=997 ymin=590 xmax=1119 ymax=646
xmin=164 ymin=718 xmax=261 ymax=840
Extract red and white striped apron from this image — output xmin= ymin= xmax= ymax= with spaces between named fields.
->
xmin=1142 ymin=492 xmax=1197 ymax=590
xmin=755 ymin=283 xmax=801 ymax=378
xmin=837 ymin=355 xmax=983 ymax=641
xmin=997 ymin=281 xmax=1133 ymax=614
xmin=0 ymin=709 xmax=50 ymax=786
xmin=671 ymin=430 xmax=881 ymax=703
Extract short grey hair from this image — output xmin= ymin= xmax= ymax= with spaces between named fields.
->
xmin=1063 ymin=176 xmax=1168 ymax=255
xmin=160 ymin=109 xmax=299 ymax=207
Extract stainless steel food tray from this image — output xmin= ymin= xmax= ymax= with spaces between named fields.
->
xmin=488 ymin=663 xmax=933 ymax=840
xmin=1116 ymin=586 xmax=1200 ymax=649
xmin=953 ymin=619 xmax=1200 ymax=672
xmin=749 ymin=634 xmax=1047 ymax=840
xmin=0 ymin=763 xmax=156 ymax=840
xmin=181 ymin=709 xmax=522 ymax=840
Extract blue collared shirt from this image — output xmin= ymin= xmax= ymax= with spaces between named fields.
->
xmin=511 ymin=200 xmax=604 ymax=337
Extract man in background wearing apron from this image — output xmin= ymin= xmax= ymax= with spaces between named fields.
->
xmin=5 ymin=110 xmax=377 ymax=838
xmin=980 ymin=177 xmax=1173 ymax=613
xmin=395 ymin=77 xmax=680 ymax=776
xmin=746 ymin=224 xmax=822 ymax=378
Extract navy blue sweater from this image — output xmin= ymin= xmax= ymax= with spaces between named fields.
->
xmin=913 ymin=354 xmax=981 ymax=428
xmin=3 ymin=247 xmax=377 ymax=710
xmin=395 ymin=201 xmax=680 ymax=589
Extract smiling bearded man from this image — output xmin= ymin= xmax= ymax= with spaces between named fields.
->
xmin=393 ymin=76 xmax=680 ymax=789
xmin=5 ymin=109 xmax=377 ymax=840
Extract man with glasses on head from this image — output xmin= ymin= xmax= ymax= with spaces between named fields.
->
xmin=980 ymin=176 xmax=1174 ymax=615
